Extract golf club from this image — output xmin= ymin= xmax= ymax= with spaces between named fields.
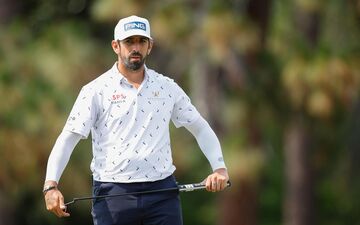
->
xmin=65 ymin=180 xmax=231 ymax=206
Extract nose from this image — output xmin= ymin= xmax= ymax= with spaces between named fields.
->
xmin=132 ymin=41 xmax=142 ymax=52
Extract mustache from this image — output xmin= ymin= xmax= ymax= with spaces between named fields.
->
xmin=129 ymin=52 xmax=143 ymax=57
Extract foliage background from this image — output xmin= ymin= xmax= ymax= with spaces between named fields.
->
xmin=0 ymin=0 xmax=359 ymax=225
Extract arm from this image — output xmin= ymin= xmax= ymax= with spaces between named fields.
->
xmin=44 ymin=130 xmax=82 ymax=217
xmin=185 ymin=116 xmax=229 ymax=192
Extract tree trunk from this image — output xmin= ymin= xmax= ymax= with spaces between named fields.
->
xmin=219 ymin=1 xmax=273 ymax=225
xmin=0 ymin=0 xmax=20 ymax=24
xmin=283 ymin=117 xmax=314 ymax=225
xmin=0 ymin=193 xmax=14 ymax=225
xmin=220 ymin=180 xmax=257 ymax=225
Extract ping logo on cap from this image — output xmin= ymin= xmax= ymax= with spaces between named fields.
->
xmin=124 ymin=21 xmax=146 ymax=31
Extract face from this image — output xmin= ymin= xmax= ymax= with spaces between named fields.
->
xmin=112 ymin=36 xmax=153 ymax=71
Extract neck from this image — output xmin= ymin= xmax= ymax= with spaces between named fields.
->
xmin=117 ymin=62 xmax=145 ymax=88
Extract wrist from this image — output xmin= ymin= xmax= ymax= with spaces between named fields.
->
xmin=43 ymin=185 xmax=57 ymax=195
xmin=214 ymin=167 xmax=227 ymax=173
xmin=43 ymin=180 xmax=58 ymax=195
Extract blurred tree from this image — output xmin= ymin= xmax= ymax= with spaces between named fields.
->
xmin=271 ymin=1 xmax=360 ymax=225
xmin=0 ymin=0 xmax=359 ymax=225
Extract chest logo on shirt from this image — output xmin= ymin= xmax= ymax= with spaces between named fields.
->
xmin=152 ymin=91 xmax=159 ymax=97
xmin=111 ymin=93 xmax=127 ymax=104
xmin=147 ymin=90 xmax=165 ymax=100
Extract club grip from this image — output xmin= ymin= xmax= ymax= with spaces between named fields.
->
xmin=179 ymin=180 xmax=231 ymax=192
xmin=227 ymin=180 xmax=232 ymax=187
xmin=178 ymin=183 xmax=204 ymax=192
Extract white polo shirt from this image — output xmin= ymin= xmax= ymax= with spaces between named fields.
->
xmin=63 ymin=63 xmax=201 ymax=182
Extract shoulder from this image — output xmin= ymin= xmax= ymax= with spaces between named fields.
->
xmin=81 ymin=67 xmax=113 ymax=94
xmin=146 ymin=67 xmax=179 ymax=88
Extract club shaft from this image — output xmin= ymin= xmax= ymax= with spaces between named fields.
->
xmin=65 ymin=181 xmax=231 ymax=206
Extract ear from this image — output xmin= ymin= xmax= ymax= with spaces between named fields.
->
xmin=111 ymin=40 xmax=120 ymax=54
xmin=147 ymin=40 xmax=154 ymax=55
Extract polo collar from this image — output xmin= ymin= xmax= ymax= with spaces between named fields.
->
xmin=111 ymin=62 xmax=154 ymax=86
xmin=111 ymin=62 xmax=126 ymax=82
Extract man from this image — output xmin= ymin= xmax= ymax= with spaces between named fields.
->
xmin=44 ymin=15 xmax=229 ymax=225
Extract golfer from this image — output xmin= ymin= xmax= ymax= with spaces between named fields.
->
xmin=43 ymin=15 xmax=229 ymax=225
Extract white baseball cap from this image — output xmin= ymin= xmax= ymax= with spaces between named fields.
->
xmin=114 ymin=15 xmax=152 ymax=41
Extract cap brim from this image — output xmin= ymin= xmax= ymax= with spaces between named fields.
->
xmin=115 ymin=30 xmax=152 ymax=41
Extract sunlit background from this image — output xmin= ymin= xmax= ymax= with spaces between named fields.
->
xmin=0 ymin=0 xmax=359 ymax=225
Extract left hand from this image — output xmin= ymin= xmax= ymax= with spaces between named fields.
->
xmin=204 ymin=168 xmax=229 ymax=192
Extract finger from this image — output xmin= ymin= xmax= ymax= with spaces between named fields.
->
xmin=211 ymin=178 xmax=218 ymax=192
xmin=56 ymin=209 xmax=70 ymax=218
xmin=53 ymin=203 xmax=69 ymax=217
xmin=218 ymin=181 xmax=225 ymax=191
xmin=58 ymin=196 xmax=70 ymax=217
xmin=45 ymin=196 xmax=55 ymax=211
xmin=215 ymin=176 xmax=228 ymax=191
xmin=217 ymin=178 xmax=226 ymax=191
xmin=213 ymin=181 xmax=219 ymax=192
xmin=213 ymin=184 xmax=218 ymax=192
xmin=216 ymin=181 xmax=222 ymax=192
xmin=205 ymin=177 xmax=212 ymax=192
xmin=214 ymin=177 xmax=220 ymax=192
xmin=211 ymin=177 xmax=217 ymax=192
xmin=53 ymin=198 xmax=63 ymax=217
xmin=215 ymin=178 xmax=222 ymax=191
xmin=219 ymin=181 xmax=226 ymax=190
xmin=60 ymin=205 xmax=70 ymax=217
xmin=54 ymin=209 xmax=62 ymax=217
xmin=211 ymin=181 xmax=216 ymax=192
xmin=52 ymin=204 xmax=62 ymax=217
xmin=46 ymin=198 xmax=58 ymax=212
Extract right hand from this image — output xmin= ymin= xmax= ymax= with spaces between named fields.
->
xmin=44 ymin=182 xmax=70 ymax=217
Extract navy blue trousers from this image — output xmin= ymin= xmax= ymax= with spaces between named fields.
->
xmin=91 ymin=175 xmax=183 ymax=225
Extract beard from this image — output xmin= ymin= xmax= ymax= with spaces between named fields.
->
xmin=123 ymin=52 xmax=147 ymax=71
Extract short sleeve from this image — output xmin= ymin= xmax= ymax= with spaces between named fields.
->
xmin=171 ymin=83 xmax=201 ymax=128
xmin=63 ymin=86 xmax=97 ymax=139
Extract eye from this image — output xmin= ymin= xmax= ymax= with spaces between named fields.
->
xmin=123 ymin=39 xmax=133 ymax=45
